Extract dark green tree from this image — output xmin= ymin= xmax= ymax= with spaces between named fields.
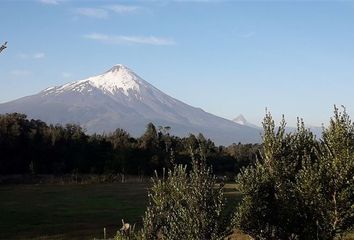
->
xmin=140 ymin=123 xmax=159 ymax=150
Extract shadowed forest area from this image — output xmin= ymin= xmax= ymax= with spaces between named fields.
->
xmin=0 ymin=113 xmax=260 ymax=180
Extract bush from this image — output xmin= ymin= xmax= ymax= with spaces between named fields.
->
xmin=234 ymin=107 xmax=354 ymax=239
xmin=141 ymin=149 xmax=225 ymax=240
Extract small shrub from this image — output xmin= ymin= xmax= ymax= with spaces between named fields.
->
xmin=141 ymin=148 xmax=225 ymax=240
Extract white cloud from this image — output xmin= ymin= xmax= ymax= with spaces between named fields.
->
xmin=240 ymin=32 xmax=256 ymax=38
xmin=38 ymin=0 xmax=61 ymax=5
xmin=75 ymin=5 xmax=144 ymax=19
xmin=84 ymin=33 xmax=175 ymax=46
xmin=18 ymin=52 xmax=45 ymax=60
xmin=10 ymin=70 xmax=31 ymax=77
xmin=33 ymin=52 xmax=45 ymax=59
xmin=62 ymin=72 xmax=72 ymax=78
xmin=105 ymin=4 xmax=141 ymax=14
xmin=76 ymin=8 xmax=109 ymax=19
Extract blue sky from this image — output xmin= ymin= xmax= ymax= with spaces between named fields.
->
xmin=0 ymin=0 xmax=354 ymax=126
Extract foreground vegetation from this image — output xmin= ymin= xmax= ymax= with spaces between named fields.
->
xmin=234 ymin=107 xmax=354 ymax=239
xmin=0 ymin=106 xmax=353 ymax=239
xmin=113 ymin=106 xmax=353 ymax=240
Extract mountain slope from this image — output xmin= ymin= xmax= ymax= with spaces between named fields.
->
xmin=0 ymin=65 xmax=261 ymax=145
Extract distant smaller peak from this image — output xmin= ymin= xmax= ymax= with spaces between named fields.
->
xmin=232 ymin=114 xmax=249 ymax=126
xmin=232 ymin=114 xmax=261 ymax=129
xmin=233 ymin=114 xmax=247 ymax=123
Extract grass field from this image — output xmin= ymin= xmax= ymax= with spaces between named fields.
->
xmin=0 ymin=183 xmax=352 ymax=240
xmin=0 ymin=183 xmax=242 ymax=240
xmin=0 ymin=183 xmax=149 ymax=240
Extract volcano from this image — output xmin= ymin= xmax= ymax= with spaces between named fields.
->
xmin=0 ymin=64 xmax=261 ymax=145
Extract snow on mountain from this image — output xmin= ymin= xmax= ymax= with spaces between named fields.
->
xmin=233 ymin=114 xmax=247 ymax=125
xmin=0 ymin=65 xmax=262 ymax=145
xmin=232 ymin=114 xmax=260 ymax=129
xmin=47 ymin=64 xmax=143 ymax=97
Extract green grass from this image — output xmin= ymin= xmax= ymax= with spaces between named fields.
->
xmin=1 ymin=182 xmax=352 ymax=240
xmin=223 ymin=183 xmax=243 ymax=220
xmin=0 ymin=182 xmax=243 ymax=240
xmin=0 ymin=183 xmax=148 ymax=240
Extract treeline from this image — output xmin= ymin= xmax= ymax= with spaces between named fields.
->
xmin=0 ymin=113 xmax=260 ymax=176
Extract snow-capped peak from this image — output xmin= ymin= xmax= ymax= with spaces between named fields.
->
xmin=232 ymin=114 xmax=261 ymax=129
xmin=233 ymin=114 xmax=247 ymax=125
xmin=88 ymin=64 xmax=141 ymax=95
xmin=49 ymin=64 xmax=144 ymax=97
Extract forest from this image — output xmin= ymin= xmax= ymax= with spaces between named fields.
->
xmin=0 ymin=113 xmax=259 ymax=177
